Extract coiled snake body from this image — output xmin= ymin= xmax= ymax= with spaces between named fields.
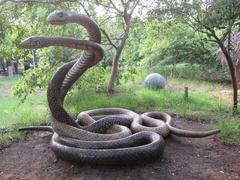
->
xmin=20 ymin=10 xmax=220 ymax=165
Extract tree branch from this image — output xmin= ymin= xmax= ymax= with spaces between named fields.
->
xmin=98 ymin=15 xmax=116 ymax=26
xmin=79 ymin=1 xmax=91 ymax=17
xmin=79 ymin=1 xmax=117 ymax=50
xmin=96 ymin=0 xmax=123 ymax=15
xmin=120 ymin=0 xmax=125 ymax=6
xmin=0 ymin=0 xmax=75 ymax=4
xmin=109 ymin=0 xmax=123 ymax=14
xmin=129 ymin=0 xmax=140 ymax=16
xmin=100 ymin=28 xmax=117 ymax=49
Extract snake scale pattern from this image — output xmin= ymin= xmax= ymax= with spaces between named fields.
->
xmin=19 ymin=10 xmax=220 ymax=165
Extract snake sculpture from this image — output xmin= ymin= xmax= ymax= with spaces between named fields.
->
xmin=19 ymin=10 xmax=220 ymax=165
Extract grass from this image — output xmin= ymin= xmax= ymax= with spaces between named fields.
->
xmin=0 ymin=75 xmax=21 ymax=86
xmin=216 ymin=120 xmax=240 ymax=144
xmin=0 ymin=72 xmax=240 ymax=148
xmin=0 ymin=76 xmax=48 ymax=148
xmin=66 ymin=86 xmax=229 ymax=121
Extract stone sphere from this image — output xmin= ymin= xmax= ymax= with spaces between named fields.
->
xmin=144 ymin=73 xmax=166 ymax=89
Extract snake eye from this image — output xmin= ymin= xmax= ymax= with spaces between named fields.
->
xmin=58 ymin=12 xmax=64 ymax=18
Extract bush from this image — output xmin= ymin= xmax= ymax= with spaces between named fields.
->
xmin=147 ymin=63 xmax=229 ymax=83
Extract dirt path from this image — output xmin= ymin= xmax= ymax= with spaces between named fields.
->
xmin=0 ymin=118 xmax=239 ymax=180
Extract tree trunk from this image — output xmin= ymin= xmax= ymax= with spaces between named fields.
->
xmin=13 ymin=57 xmax=19 ymax=74
xmin=219 ymin=44 xmax=238 ymax=113
xmin=236 ymin=63 xmax=240 ymax=89
xmin=107 ymin=42 xmax=125 ymax=94
xmin=0 ymin=58 xmax=6 ymax=73
xmin=6 ymin=60 xmax=13 ymax=77
xmin=107 ymin=15 xmax=130 ymax=94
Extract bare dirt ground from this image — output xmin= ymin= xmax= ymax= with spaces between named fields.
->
xmin=0 ymin=118 xmax=239 ymax=180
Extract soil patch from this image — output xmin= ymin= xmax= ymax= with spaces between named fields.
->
xmin=0 ymin=119 xmax=239 ymax=180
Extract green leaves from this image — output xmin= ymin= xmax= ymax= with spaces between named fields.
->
xmin=13 ymin=57 xmax=55 ymax=102
xmin=73 ymin=66 xmax=107 ymax=93
xmin=36 ymin=7 xmax=48 ymax=18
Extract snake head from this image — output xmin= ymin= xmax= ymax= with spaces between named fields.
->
xmin=20 ymin=36 xmax=48 ymax=49
xmin=47 ymin=10 xmax=69 ymax=25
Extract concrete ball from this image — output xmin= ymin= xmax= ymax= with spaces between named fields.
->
xmin=144 ymin=73 xmax=166 ymax=89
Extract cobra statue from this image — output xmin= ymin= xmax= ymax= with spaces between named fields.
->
xmin=19 ymin=10 xmax=220 ymax=165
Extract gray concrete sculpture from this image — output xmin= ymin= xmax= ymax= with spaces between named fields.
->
xmin=19 ymin=10 xmax=220 ymax=165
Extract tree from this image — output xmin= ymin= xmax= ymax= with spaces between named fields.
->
xmin=0 ymin=3 xmax=82 ymax=99
xmin=80 ymin=0 xmax=141 ymax=94
xmin=151 ymin=0 xmax=240 ymax=113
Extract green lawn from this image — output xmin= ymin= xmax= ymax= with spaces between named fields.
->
xmin=0 ymin=75 xmax=240 ymax=148
xmin=0 ymin=76 xmax=21 ymax=86
xmin=0 ymin=76 xmax=48 ymax=148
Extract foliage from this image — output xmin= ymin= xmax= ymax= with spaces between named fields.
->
xmin=73 ymin=66 xmax=107 ymax=92
xmin=13 ymin=65 xmax=52 ymax=101
xmin=1 ymin=3 xmax=88 ymax=100
xmin=197 ymin=0 xmax=240 ymax=32
xmin=116 ymin=61 xmax=138 ymax=85
xmin=99 ymin=48 xmax=114 ymax=68
xmin=139 ymin=20 xmax=217 ymax=69
xmin=13 ymin=47 xmax=64 ymax=101
xmin=149 ymin=63 xmax=229 ymax=83
xmin=121 ymin=17 xmax=145 ymax=63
